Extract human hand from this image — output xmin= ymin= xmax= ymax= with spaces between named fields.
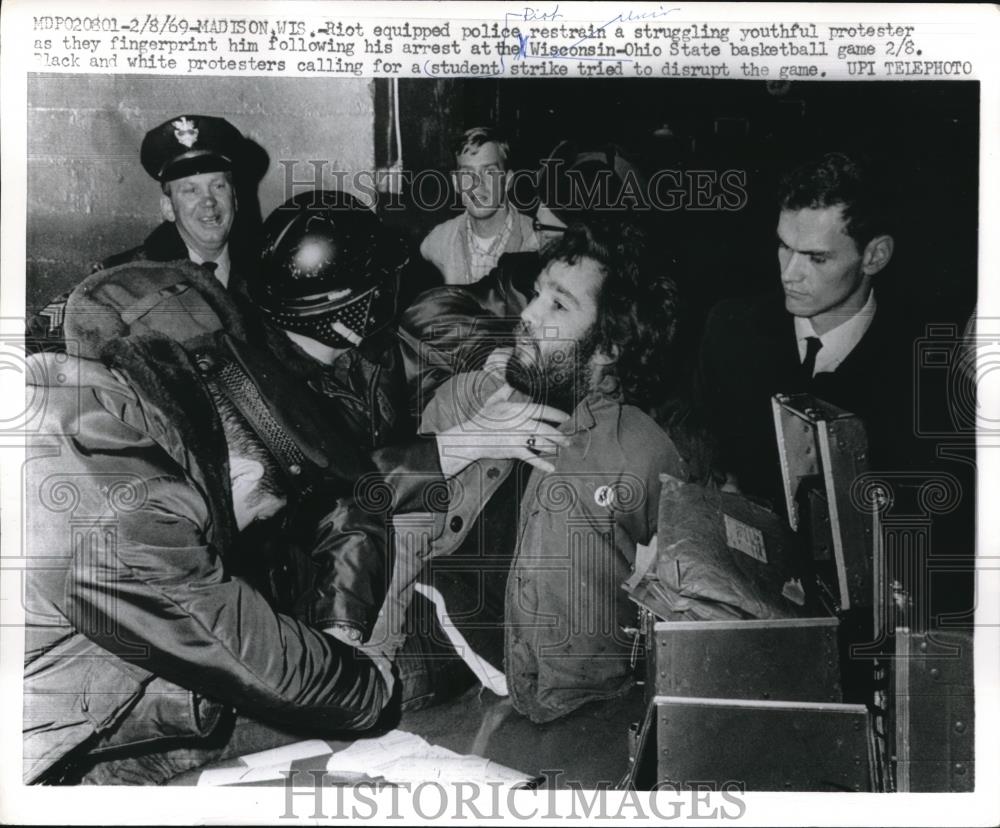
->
xmin=482 ymin=346 xmax=513 ymax=377
xmin=435 ymin=383 xmax=570 ymax=476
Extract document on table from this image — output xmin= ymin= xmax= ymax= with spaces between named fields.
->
xmin=197 ymin=740 xmax=334 ymax=786
xmin=326 ymin=730 xmax=538 ymax=787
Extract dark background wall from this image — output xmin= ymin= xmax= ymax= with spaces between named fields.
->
xmin=27 ymin=77 xmax=978 ymax=333
xmin=394 ymin=79 xmax=979 ymax=329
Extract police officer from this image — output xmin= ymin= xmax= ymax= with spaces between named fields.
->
xmin=27 ymin=115 xmax=252 ymax=351
xmin=23 ymin=259 xmax=393 ymax=784
xmin=250 ymin=189 xmax=416 ymax=451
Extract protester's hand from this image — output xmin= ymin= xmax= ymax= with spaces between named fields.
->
xmin=436 ymin=383 xmax=570 ymax=476
xmin=482 ymin=346 xmax=513 ymax=377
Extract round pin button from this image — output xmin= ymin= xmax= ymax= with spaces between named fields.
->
xmin=594 ymin=485 xmax=615 ymax=508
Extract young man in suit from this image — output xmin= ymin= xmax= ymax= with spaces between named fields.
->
xmin=696 ymin=152 xmax=916 ymax=505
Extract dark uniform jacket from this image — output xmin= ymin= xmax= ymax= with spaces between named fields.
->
xmin=261 ymin=323 xmax=414 ymax=453
xmin=695 ymin=290 xmax=924 ymax=506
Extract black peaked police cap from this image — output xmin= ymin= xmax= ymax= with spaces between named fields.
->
xmin=140 ymin=114 xmax=246 ymax=182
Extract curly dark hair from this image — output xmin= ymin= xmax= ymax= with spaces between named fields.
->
xmin=777 ymin=151 xmax=893 ymax=251
xmin=539 ymin=219 xmax=680 ymax=409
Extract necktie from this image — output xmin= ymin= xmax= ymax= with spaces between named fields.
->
xmin=801 ymin=336 xmax=822 ymax=380
xmin=201 ymin=261 xmax=218 ymax=276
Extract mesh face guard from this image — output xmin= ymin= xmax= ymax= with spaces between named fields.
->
xmin=258 ymin=277 xmax=397 ymax=350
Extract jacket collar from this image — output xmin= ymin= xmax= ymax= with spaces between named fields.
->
xmin=792 ymin=291 xmax=877 ymax=375
xmin=779 ymin=289 xmax=884 ymax=375
xmin=144 ymin=220 xmax=249 ymax=292
xmin=562 ymin=391 xmax=619 ymax=435
xmin=143 ymin=221 xmax=190 ymax=261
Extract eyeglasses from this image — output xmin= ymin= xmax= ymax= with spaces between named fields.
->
xmin=531 ymin=219 xmax=566 ymax=234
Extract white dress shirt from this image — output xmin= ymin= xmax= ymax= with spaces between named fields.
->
xmin=794 ymin=291 xmax=877 ymax=376
xmin=186 ymin=245 xmax=231 ymax=289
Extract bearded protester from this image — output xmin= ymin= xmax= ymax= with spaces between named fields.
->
xmin=366 ymin=220 xmax=689 ymax=722
xmin=397 ymin=141 xmax=646 ymax=413
xmin=21 ymin=259 xmax=408 ymax=784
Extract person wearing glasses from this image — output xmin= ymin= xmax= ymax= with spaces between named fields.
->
xmin=419 ymin=126 xmax=539 ymax=286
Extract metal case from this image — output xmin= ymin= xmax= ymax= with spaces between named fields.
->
xmin=651 ymin=696 xmax=873 ymax=791
xmin=892 ymin=628 xmax=974 ymax=791
xmin=772 ymin=393 xmax=876 ymax=617
xmin=646 ymin=616 xmax=843 ymax=704
xmin=627 ymin=394 xmax=881 ymax=790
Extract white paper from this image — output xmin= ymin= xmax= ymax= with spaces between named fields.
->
xmin=325 ymin=729 xmax=533 ymax=786
xmin=239 ymin=738 xmax=332 ymax=768
xmin=196 ymin=764 xmax=295 ymax=787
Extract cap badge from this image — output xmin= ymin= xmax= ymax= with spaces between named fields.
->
xmin=172 ymin=117 xmax=199 ymax=148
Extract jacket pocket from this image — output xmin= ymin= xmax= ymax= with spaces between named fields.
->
xmin=87 ymin=675 xmax=228 ymax=756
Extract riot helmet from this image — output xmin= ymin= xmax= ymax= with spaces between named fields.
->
xmin=254 ymin=190 xmax=408 ymax=349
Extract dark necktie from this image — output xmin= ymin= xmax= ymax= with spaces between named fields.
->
xmin=201 ymin=261 xmax=218 ymax=276
xmin=801 ymin=335 xmax=822 ymax=380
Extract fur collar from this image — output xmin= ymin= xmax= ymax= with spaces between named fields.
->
xmin=100 ymin=332 xmax=236 ymax=555
xmin=65 ymin=259 xmax=249 ymax=360
xmin=63 ymin=260 xmax=249 ymax=552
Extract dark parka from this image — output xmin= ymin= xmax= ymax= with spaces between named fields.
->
xmin=22 ymin=261 xmax=392 ymax=783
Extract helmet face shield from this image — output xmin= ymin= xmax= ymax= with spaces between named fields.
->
xmin=263 ymin=276 xmax=398 ymax=349
xmin=254 ymin=190 xmax=408 ymax=348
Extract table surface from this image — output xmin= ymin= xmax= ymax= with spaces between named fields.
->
xmin=172 ymin=685 xmax=646 ymax=788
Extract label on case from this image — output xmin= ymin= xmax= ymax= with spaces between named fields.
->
xmin=724 ymin=514 xmax=768 ymax=563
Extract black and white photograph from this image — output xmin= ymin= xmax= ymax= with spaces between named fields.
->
xmin=1 ymin=2 xmax=997 ymax=824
